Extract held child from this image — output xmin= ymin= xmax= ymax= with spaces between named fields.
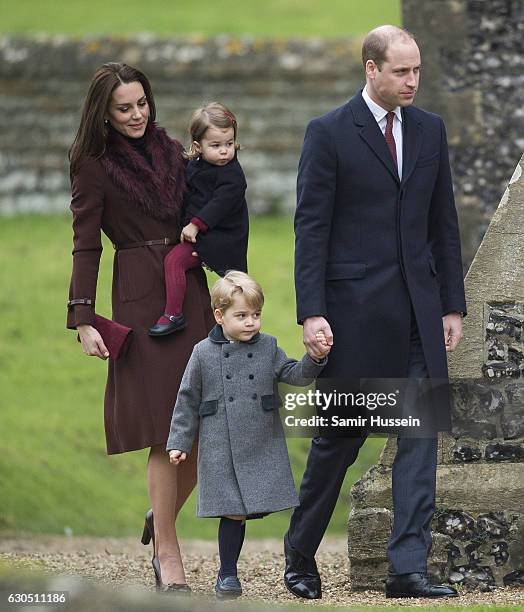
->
xmin=149 ymin=102 xmax=249 ymax=336
xmin=166 ymin=271 xmax=330 ymax=598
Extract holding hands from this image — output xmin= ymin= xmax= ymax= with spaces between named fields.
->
xmin=303 ymin=316 xmax=333 ymax=360
xmin=169 ymin=450 xmax=187 ymax=465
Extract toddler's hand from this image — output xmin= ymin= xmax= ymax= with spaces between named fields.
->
xmin=181 ymin=222 xmax=199 ymax=243
xmin=169 ymin=450 xmax=187 ymax=465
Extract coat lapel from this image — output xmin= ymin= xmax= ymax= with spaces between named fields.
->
xmin=349 ymin=93 xmax=399 ymax=185
xmin=400 ymin=106 xmax=423 ymax=186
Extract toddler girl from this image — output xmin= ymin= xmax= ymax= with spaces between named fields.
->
xmin=149 ymin=102 xmax=249 ymax=336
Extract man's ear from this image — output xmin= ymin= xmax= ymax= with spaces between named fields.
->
xmin=214 ymin=308 xmax=224 ymax=325
xmin=365 ymin=59 xmax=378 ymax=80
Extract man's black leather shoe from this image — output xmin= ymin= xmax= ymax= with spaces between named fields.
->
xmin=283 ymin=532 xmax=321 ymax=599
xmin=386 ymin=573 xmax=458 ymax=598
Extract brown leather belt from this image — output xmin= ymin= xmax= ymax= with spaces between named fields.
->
xmin=113 ymin=237 xmax=177 ymax=250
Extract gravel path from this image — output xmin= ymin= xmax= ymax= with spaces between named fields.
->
xmin=1 ymin=536 xmax=523 ymax=607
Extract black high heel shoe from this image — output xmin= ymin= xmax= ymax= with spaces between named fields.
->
xmin=141 ymin=510 xmax=191 ymax=594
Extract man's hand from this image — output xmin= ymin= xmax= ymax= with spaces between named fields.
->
xmin=169 ymin=450 xmax=187 ymax=465
xmin=443 ymin=313 xmax=463 ymax=352
xmin=303 ymin=316 xmax=333 ymax=360
xmin=77 ymin=324 xmax=109 ymax=360
xmin=180 ymin=222 xmax=199 ymax=243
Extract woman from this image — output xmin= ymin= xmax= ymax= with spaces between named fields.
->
xmin=66 ymin=62 xmax=215 ymax=591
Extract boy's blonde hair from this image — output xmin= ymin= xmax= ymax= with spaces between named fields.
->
xmin=186 ymin=101 xmax=240 ymax=160
xmin=211 ymin=271 xmax=264 ymax=313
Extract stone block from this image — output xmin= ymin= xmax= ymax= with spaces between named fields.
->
xmin=347 ymin=507 xmax=391 ymax=561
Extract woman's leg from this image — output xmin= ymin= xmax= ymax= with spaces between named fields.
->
xmin=147 ymin=443 xmax=197 ymax=585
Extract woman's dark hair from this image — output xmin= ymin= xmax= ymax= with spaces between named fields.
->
xmin=69 ymin=62 xmax=156 ymax=175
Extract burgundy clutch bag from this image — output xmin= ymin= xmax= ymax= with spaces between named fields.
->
xmin=77 ymin=315 xmax=132 ymax=360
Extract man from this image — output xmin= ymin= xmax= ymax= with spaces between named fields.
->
xmin=285 ymin=25 xmax=466 ymax=599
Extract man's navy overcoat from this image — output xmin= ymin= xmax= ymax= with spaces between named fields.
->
xmin=294 ymin=92 xmax=467 ymax=379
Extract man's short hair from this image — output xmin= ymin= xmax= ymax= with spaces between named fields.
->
xmin=210 ymin=270 xmax=264 ymax=312
xmin=362 ymin=25 xmax=416 ymax=70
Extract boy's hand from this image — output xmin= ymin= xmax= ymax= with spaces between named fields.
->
xmin=315 ymin=330 xmax=331 ymax=358
xmin=180 ymin=222 xmax=199 ymax=243
xmin=169 ymin=450 xmax=187 ymax=465
xmin=315 ymin=330 xmax=330 ymax=347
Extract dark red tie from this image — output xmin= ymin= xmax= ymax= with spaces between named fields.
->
xmin=385 ymin=111 xmax=397 ymax=167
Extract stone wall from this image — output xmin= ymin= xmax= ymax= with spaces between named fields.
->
xmin=1 ymin=0 xmax=522 ymax=266
xmin=403 ymin=0 xmax=524 ymax=264
xmin=0 ymin=36 xmax=363 ymax=216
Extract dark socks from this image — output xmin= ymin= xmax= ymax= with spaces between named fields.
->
xmin=218 ymin=518 xmax=246 ymax=578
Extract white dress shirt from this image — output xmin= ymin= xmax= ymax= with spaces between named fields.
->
xmin=362 ymin=86 xmax=403 ymax=179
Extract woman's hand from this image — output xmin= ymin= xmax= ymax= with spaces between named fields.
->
xmin=180 ymin=222 xmax=199 ymax=243
xmin=77 ymin=324 xmax=109 ymax=360
xmin=169 ymin=450 xmax=187 ymax=465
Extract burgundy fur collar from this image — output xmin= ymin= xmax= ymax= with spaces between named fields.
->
xmin=101 ymin=123 xmax=186 ymax=222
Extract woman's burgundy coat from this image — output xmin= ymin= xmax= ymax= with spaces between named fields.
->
xmin=67 ymin=125 xmax=215 ymax=454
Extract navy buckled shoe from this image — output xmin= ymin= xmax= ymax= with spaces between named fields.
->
xmin=215 ymin=574 xmax=242 ymax=599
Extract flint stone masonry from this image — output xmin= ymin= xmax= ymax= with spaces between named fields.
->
xmin=347 ymin=154 xmax=524 ymax=590
xmin=403 ymin=0 xmax=524 ymax=264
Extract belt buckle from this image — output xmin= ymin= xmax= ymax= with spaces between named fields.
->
xmin=163 ymin=237 xmax=169 ymax=245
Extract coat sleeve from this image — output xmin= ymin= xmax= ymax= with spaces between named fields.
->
xmin=166 ymin=346 xmax=202 ymax=454
xmin=294 ymin=118 xmax=337 ymax=324
xmin=193 ymin=162 xmax=247 ymax=230
xmin=428 ymin=119 xmax=467 ymax=316
xmin=66 ymin=159 xmax=105 ymax=329
xmin=273 ymin=339 xmax=327 ymax=386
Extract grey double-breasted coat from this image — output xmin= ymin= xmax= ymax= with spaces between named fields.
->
xmin=166 ymin=325 xmax=326 ymax=517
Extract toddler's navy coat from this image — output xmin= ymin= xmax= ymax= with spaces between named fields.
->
xmin=184 ymin=155 xmax=249 ymax=276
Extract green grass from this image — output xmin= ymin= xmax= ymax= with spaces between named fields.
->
xmin=0 ymin=0 xmax=400 ymax=37
xmin=0 ymin=214 xmax=384 ymax=538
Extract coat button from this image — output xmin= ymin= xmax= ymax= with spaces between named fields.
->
xmin=224 ymin=352 xmax=229 ymax=358
xmin=249 ymin=374 xmax=254 ymax=380
xmin=247 ymin=353 xmax=253 ymax=358
xmin=229 ymin=396 xmax=234 ymax=402
xmin=226 ymin=374 xmax=231 ymax=380
xmin=252 ymin=393 xmax=257 ymax=400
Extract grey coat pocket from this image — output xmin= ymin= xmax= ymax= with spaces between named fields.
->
xmin=261 ymin=394 xmax=276 ymax=411
xmin=199 ymin=400 xmax=218 ymax=416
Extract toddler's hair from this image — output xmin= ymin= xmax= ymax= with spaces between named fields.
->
xmin=211 ymin=271 xmax=264 ymax=313
xmin=186 ymin=102 xmax=240 ymax=160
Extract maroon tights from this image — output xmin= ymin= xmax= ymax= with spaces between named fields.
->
xmin=156 ymin=241 xmax=201 ymax=325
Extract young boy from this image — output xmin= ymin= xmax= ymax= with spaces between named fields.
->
xmin=166 ymin=271 xmax=330 ymax=598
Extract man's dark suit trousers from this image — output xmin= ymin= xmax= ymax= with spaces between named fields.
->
xmin=288 ymin=317 xmax=438 ymax=575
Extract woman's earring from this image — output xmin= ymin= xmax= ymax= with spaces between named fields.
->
xmin=104 ymin=119 xmax=109 ymax=125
